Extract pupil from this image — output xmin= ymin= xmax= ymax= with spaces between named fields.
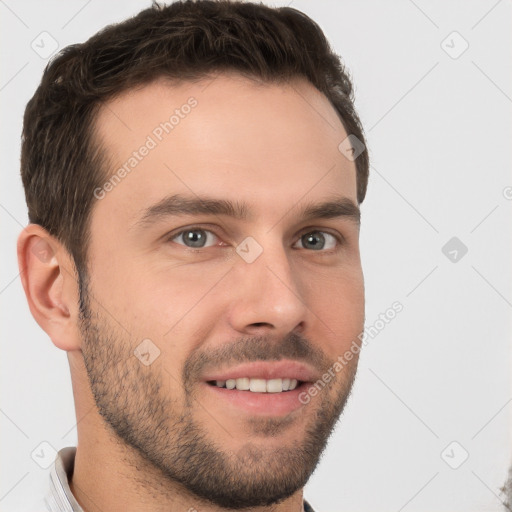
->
xmin=185 ymin=230 xmax=205 ymax=248
xmin=303 ymin=232 xmax=324 ymax=250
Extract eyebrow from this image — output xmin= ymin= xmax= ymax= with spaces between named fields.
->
xmin=134 ymin=193 xmax=360 ymax=229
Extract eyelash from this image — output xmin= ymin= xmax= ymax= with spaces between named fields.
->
xmin=166 ymin=226 xmax=345 ymax=253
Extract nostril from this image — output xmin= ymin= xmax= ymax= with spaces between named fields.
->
xmin=249 ymin=322 xmax=272 ymax=328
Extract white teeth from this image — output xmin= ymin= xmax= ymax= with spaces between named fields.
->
xmin=212 ymin=377 xmax=301 ymax=392
xmin=235 ymin=377 xmax=250 ymax=390
xmin=266 ymin=379 xmax=282 ymax=393
xmin=249 ymin=378 xmax=267 ymax=393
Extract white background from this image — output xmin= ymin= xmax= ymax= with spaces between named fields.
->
xmin=1 ymin=1 xmax=511 ymax=511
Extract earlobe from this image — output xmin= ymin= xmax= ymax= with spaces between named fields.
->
xmin=17 ymin=225 xmax=81 ymax=351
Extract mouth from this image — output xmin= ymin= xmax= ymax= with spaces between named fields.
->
xmin=200 ymin=360 xmax=318 ymax=416
xmin=206 ymin=377 xmax=303 ymax=393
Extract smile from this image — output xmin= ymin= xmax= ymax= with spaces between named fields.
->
xmin=207 ymin=378 xmax=300 ymax=393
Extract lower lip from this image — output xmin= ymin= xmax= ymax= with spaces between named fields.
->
xmin=202 ymin=381 xmax=309 ymax=416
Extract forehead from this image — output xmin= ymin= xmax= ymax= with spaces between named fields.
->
xmin=92 ymin=74 xmax=357 ymax=226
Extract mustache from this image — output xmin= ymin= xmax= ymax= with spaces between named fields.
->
xmin=182 ymin=332 xmax=331 ymax=386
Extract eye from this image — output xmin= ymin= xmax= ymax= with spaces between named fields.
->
xmin=170 ymin=228 xmax=220 ymax=248
xmin=293 ymin=231 xmax=340 ymax=251
xmin=167 ymin=227 xmax=341 ymax=252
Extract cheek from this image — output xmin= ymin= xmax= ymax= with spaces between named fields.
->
xmin=308 ymin=268 xmax=365 ymax=355
xmin=99 ymin=263 xmax=229 ymax=371
xmin=93 ymin=255 xmax=222 ymax=330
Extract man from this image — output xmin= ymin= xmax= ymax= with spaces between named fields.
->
xmin=17 ymin=1 xmax=369 ymax=510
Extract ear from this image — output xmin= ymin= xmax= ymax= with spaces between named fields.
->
xmin=17 ymin=224 xmax=82 ymax=351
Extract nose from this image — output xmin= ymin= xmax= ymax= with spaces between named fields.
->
xmin=226 ymin=239 xmax=309 ymax=337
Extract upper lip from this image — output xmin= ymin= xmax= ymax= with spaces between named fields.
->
xmin=201 ymin=360 xmax=321 ymax=383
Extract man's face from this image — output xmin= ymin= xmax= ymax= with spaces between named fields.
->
xmin=79 ymin=74 xmax=364 ymax=508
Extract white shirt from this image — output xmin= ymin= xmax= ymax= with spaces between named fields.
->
xmin=44 ymin=447 xmax=82 ymax=512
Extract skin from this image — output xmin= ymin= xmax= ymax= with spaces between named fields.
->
xmin=17 ymin=73 xmax=365 ymax=512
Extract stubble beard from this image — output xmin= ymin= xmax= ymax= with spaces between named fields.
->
xmin=77 ymin=273 xmax=358 ymax=509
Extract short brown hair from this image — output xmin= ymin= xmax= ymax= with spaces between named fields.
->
xmin=21 ymin=0 xmax=369 ymax=274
